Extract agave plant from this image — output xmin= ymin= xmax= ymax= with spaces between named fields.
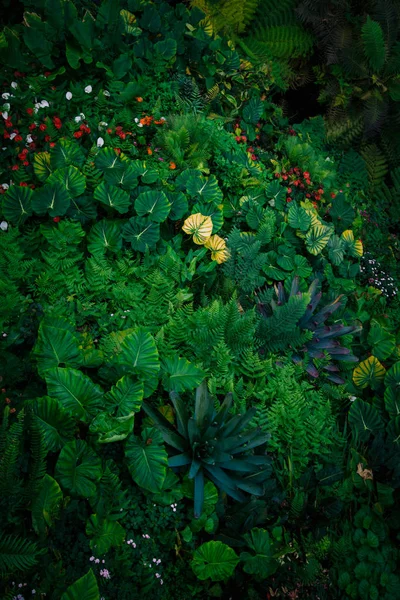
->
xmin=257 ymin=276 xmax=361 ymax=384
xmin=142 ymin=382 xmax=271 ymax=517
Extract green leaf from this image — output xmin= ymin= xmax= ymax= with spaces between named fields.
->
xmin=89 ymin=411 xmax=135 ymax=443
xmin=32 ymin=182 xmax=71 ymax=217
xmin=191 ymin=541 xmax=239 ymax=581
xmin=55 ymin=440 xmax=102 ymax=497
xmin=2 ymin=185 xmax=33 ymax=223
xmin=51 ymin=140 xmax=85 ymax=169
xmin=45 ymin=367 xmax=104 ymax=423
xmin=240 ymin=528 xmax=279 ymax=577
xmin=95 ymin=147 xmax=124 ymax=173
xmin=129 ymin=160 xmax=159 ymax=184
xmin=122 ymin=216 xmax=160 ymax=251
xmin=33 ymin=152 xmax=52 ymax=181
xmin=186 ymin=174 xmax=222 ymax=204
xmin=125 ymin=427 xmax=168 ymax=493
xmin=32 ymin=396 xmax=75 ymax=452
xmin=288 ymin=203 xmax=311 ymax=231
xmin=94 ymin=181 xmax=130 ymax=214
xmin=292 ymin=255 xmax=312 ymax=278
xmin=34 ymin=323 xmax=81 ymax=377
xmin=305 ymin=224 xmax=332 ymax=255
xmin=243 ymin=97 xmax=264 ymax=124
xmin=154 ymin=38 xmax=177 ymax=60
xmin=61 ymin=569 xmax=99 ymax=600
xmin=353 ymin=356 xmax=386 ymax=389
xmin=48 ymin=167 xmax=86 ymax=198
xmin=119 ymin=328 xmax=160 ymax=378
xmin=327 ymin=235 xmax=345 ymax=266
xmin=112 ymin=53 xmax=132 ymax=78
xmin=135 ymin=190 xmax=171 ymax=222
xmin=32 ymin=474 xmax=63 ymax=536
xmin=23 ymin=24 xmax=54 ymax=69
xmin=361 ymin=16 xmax=386 ymax=73
xmin=104 ymin=376 xmax=144 ymax=416
xmin=0 ymin=533 xmax=41 ymax=574
xmin=348 ymin=399 xmax=384 ymax=442
xmin=385 ymin=361 xmax=400 ymax=389
xmin=162 ymin=356 xmax=206 ymax=392
xmin=87 ymin=220 xmax=122 ymax=254
xmin=166 ymin=191 xmax=188 ymax=220
xmin=384 ymin=387 xmax=400 ymax=419
xmin=330 ymin=193 xmax=355 ymax=231
xmin=368 ymin=321 xmax=395 ymax=360
xmin=86 ymin=515 xmax=125 ymax=554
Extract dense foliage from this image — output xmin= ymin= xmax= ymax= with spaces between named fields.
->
xmin=1 ymin=0 xmax=400 ymax=598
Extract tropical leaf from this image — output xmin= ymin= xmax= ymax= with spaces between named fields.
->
xmin=327 ymin=235 xmax=345 ymax=266
xmin=186 ymin=174 xmax=222 ymax=204
xmin=55 ymin=440 xmax=102 ymax=497
xmin=60 ymin=569 xmax=99 ymax=600
xmin=89 ymin=411 xmax=135 ymax=443
xmin=33 ymin=152 xmax=52 ymax=181
xmin=2 ymin=185 xmax=33 ymax=223
xmin=32 ymin=475 xmax=63 ymax=536
xmin=240 ymin=528 xmax=279 ymax=577
xmin=118 ymin=328 xmax=160 ymax=378
xmin=161 ymin=356 xmax=206 ymax=392
xmin=384 ymin=361 xmax=400 ymax=389
xmin=45 ymin=367 xmax=104 ymax=422
xmin=329 ymin=193 xmax=355 ymax=231
xmin=182 ymin=213 xmax=213 ymax=244
xmin=353 ymin=356 xmax=386 ymax=389
xmin=166 ymin=191 xmax=188 ymax=220
xmin=348 ymin=399 xmax=384 ymax=441
xmin=48 ymin=166 xmax=86 ymax=198
xmin=51 ymin=139 xmax=85 ymax=169
xmin=242 ymin=97 xmax=264 ymax=124
xmin=191 ymin=541 xmax=239 ymax=581
xmin=305 ymin=225 xmax=332 ymax=255
xmin=368 ymin=322 xmax=396 ymax=360
xmin=0 ymin=534 xmax=41 ymax=574
xmin=104 ymin=376 xmax=144 ymax=416
xmin=94 ymin=181 xmax=130 ymax=214
xmin=125 ymin=427 xmax=168 ymax=493
xmin=134 ymin=190 xmax=171 ymax=222
xmin=87 ymin=220 xmax=122 ymax=254
xmin=122 ymin=216 xmax=160 ymax=251
xmin=86 ymin=515 xmax=125 ymax=554
xmin=95 ymin=147 xmax=124 ymax=172
xmin=34 ymin=323 xmax=82 ymax=377
xmin=361 ymin=16 xmax=386 ymax=73
xmin=31 ymin=396 xmax=75 ymax=452
xmin=154 ymin=37 xmax=177 ymax=60
xmin=341 ymin=230 xmax=363 ymax=257
xmin=32 ymin=182 xmax=71 ymax=217
xmin=288 ymin=203 xmax=311 ymax=231
xmin=384 ymin=387 xmax=400 ymax=419
xmin=204 ymin=234 xmax=229 ymax=263
xmin=292 ymin=255 xmax=312 ymax=278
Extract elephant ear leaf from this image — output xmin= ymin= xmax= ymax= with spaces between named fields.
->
xmin=32 ymin=474 xmax=63 ymax=536
xmin=2 ymin=185 xmax=33 ymax=223
xmin=45 ymin=367 xmax=103 ymax=422
xmin=135 ymin=190 xmax=171 ymax=222
xmin=48 ymin=166 xmax=86 ymax=197
xmin=86 ymin=515 xmax=125 ymax=554
xmin=353 ymin=355 xmax=386 ymax=389
xmin=94 ymin=181 xmax=130 ymax=214
xmin=31 ymin=396 xmax=75 ymax=452
xmin=55 ymin=440 xmax=102 ymax=497
xmin=305 ymin=224 xmax=332 ymax=255
xmin=125 ymin=427 xmax=168 ymax=493
xmin=240 ymin=528 xmax=279 ymax=577
xmin=87 ymin=220 xmax=122 ymax=254
xmin=89 ymin=411 xmax=135 ymax=443
xmin=104 ymin=377 xmax=144 ymax=416
xmin=122 ymin=216 xmax=160 ymax=251
xmin=32 ymin=182 xmax=71 ymax=216
xmin=367 ymin=322 xmax=396 ymax=361
xmin=191 ymin=541 xmax=239 ymax=581
xmin=348 ymin=399 xmax=384 ymax=442
xmin=118 ymin=328 xmax=160 ymax=378
xmin=162 ymin=356 xmax=206 ymax=392
xmin=288 ymin=203 xmax=311 ymax=231
xmin=61 ymin=569 xmax=99 ymax=600
xmin=34 ymin=321 xmax=82 ymax=377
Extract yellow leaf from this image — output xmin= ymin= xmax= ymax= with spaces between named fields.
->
xmin=353 ymin=355 xmax=386 ymax=388
xmin=204 ymin=234 xmax=230 ymax=263
xmin=182 ymin=213 xmax=213 ymax=245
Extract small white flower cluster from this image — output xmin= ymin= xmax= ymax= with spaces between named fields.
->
xmin=11 ymin=580 xmax=36 ymax=599
xmin=144 ymin=558 xmax=163 ymax=585
xmin=89 ymin=555 xmax=106 ymax=565
xmin=170 ymin=502 xmax=178 ymax=512
xmin=74 ymin=113 xmax=86 ymax=123
xmin=127 ymin=538 xmax=137 ymax=548
xmin=142 ymin=533 xmax=151 ymax=539
xmin=360 ymin=253 xmax=398 ymax=298
xmin=33 ymin=99 xmax=49 ymax=113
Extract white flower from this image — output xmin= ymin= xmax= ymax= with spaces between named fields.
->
xmin=80 ymin=112 xmax=85 ymax=119
xmin=74 ymin=116 xmax=82 ymax=123
xmin=2 ymin=93 xmax=10 ymax=100
xmin=1 ymin=183 xmax=9 ymax=190
xmin=137 ymin=123 xmax=143 ymax=127
xmin=96 ymin=137 xmax=104 ymax=148
xmin=11 ymin=82 xmax=18 ymax=89
xmin=103 ymin=90 xmax=110 ymax=97
xmin=84 ymin=85 xmax=92 ymax=94
xmin=0 ymin=221 xmax=8 ymax=231
xmin=2 ymin=112 xmax=8 ymax=120
xmin=134 ymin=118 xmax=139 ymax=123
xmin=66 ymin=92 xmax=73 ymax=100
xmin=3 ymin=103 xmax=10 ymax=111
xmin=26 ymin=134 xmax=33 ymax=144
xmin=40 ymin=100 xmax=49 ymax=108
xmin=9 ymin=133 xmax=17 ymax=140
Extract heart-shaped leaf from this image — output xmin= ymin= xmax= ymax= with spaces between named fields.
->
xmin=32 ymin=182 xmax=71 ymax=216
xmin=135 ymin=190 xmax=171 ymax=222
xmin=123 ymin=216 xmax=160 ymax=251
xmin=191 ymin=541 xmax=239 ymax=581
xmin=94 ymin=181 xmax=130 ymax=214
xmin=125 ymin=427 xmax=168 ymax=493
xmin=55 ymin=440 xmax=102 ymax=497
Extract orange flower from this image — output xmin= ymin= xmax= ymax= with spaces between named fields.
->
xmin=147 ymin=147 xmax=153 ymax=155
xmin=169 ymin=162 xmax=176 ymax=170
xmin=139 ymin=116 xmax=153 ymax=126
xmin=136 ymin=97 xmax=143 ymax=102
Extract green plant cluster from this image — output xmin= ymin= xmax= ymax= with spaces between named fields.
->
xmin=0 ymin=0 xmax=400 ymax=599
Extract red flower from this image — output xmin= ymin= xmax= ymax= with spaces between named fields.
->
xmin=303 ymin=171 xmax=310 ymax=179
xmin=235 ymin=136 xmax=241 ymax=142
xmin=251 ymin=154 xmax=257 ymax=161
xmin=119 ymin=132 xmax=126 ymax=140
xmin=23 ymin=161 xmax=30 ymax=166
xmin=331 ymin=193 xmax=336 ymax=199
xmin=11 ymin=165 xmax=19 ymax=171
xmin=274 ymin=173 xmax=281 ymax=178
xmin=29 ymin=123 xmax=36 ymax=131
xmin=85 ymin=127 xmax=91 ymax=134
xmin=44 ymin=71 xmax=52 ymax=77
xmin=282 ymin=174 xmax=288 ymax=181
xmin=287 ymin=187 xmax=292 ymax=194
xmin=107 ymin=128 xmax=113 ymax=134
xmin=53 ymin=117 xmax=62 ymax=129
xmin=39 ymin=124 xmax=47 ymax=132
xmin=115 ymin=126 xmax=123 ymax=133
xmin=3 ymin=131 xmax=10 ymax=139
xmin=305 ymin=179 xmax=311 ymax=186
xmin=29 ymin=142 xmax=36 ymax=150
xmin=53 ymin=216 xmax=60 ymax=222
xmin=306 ymin=193 xmax=311 ymax=198
xmin=5 ymin=119 xmax=12 ymax=128
xmin=19 ymin=182 xmax=28 ymax=187
xmin=314 ymin=194 xmax=321 ymax=201
xmin=14 ymin=135 xmax=22 ymax=142
xmin=49 ymin=142 xmax=55 ymax=148
xmin=44 ymin=135 xmax=51 ymax=142
xmin=286 ymin=197 xmax=292 ymax=203
xmin=74 ymin=131 xmax=83 ymax=139
xmin=26 ymin=108 xmax=34 ymax=115
xmin=318 ymin=188 xmax=324 ymax=195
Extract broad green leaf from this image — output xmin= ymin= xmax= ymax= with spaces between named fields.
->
xmin=361 ymin=16 xmax=385 ymax=72
xmin=341 ymin=230 xmax=363 ymax=257
xmin=113 ymin=53 xmax=132 ymax=78
xmin=135 ymin=190 xmax=171 ymax=222
xmin=33 ymin=152 xmax=52 ymax=181
xmin=368 ymin=321 xmax=396 ymax=360
xmin=87 ymin=220 xmax=122 ymax=254
xmin=32 ymin=396 xmax=75 ymax=452
xmin=242 ymin=97 xmax=264 ymax=124
xmin=2 ymin=186 xmax=33 ymax=223
xmin=123 ymin=216 xmax=160 ymax=251
xmin=186 ymin=174 xmax=222 ymax=204
xmin=55 ymin=440 xmax=102 ymax=497
xmin=353 ymin=356 xmax=386 ymax=389
xmin=32 ymin=182 xmax=71 ymax=217
xmin=385 ymin=361 xmax=400 ymax=389
xmin=95 ymin=147 xmax=124 ymax=173
xmin=51 ymin=140 xmax=85 ymax=169
xmin=104 ymin=163 xmax=138 ymax=188
xmin=45 ymin=367 xmax=104 ymax=422
xmin=94 ymin=181 xmax=130 ymax=214
xmin=162 ymin=356 xmax=206 ymax=392
xmin=86 ymin=515 xmax=125 ymax=554
xmin=384 ymin=387 xmax=400 ymax=419
xmin=288 ymin=203 xmax=311 ymax=231
xmin=34 ymin=323 xmax=81 ymax=377
xmin=240 ymin=528 xmax=279 ymax=577
xmin=104 ymin=376 xmax=144 ymax=416
xmin=32 ymin=475 xmax=63 ymax=536
xmin=119 ymin=328 xmax=160 ymax=378
xmin=305 ymin=225 xmax=332 ymax=255
xmin=166 ymin=191 xmax=188 ymax=220
xmin=89 ymin=411 xmax=135 ymax=443
xmin=329 ymin=193 xmax=355 ymax=231
xmin=327 ymin=234 xmax=345 ymax=266
xmin=125 ymin=427 xmax=168 ymax=493
xmin=47 ymin=166 xmax=85 ymax=198
xmin=292 ymin=255 xmax=312 ymax=278
xmin=348 ymin=399 xmax=384 ymax=442
xmin=154 ymin=37 xmax=177 ymax=60
xmin=61 ymin=570 xmax=99 ymax=600
xmin=191 ymin=541 xmax=239 ymax=581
